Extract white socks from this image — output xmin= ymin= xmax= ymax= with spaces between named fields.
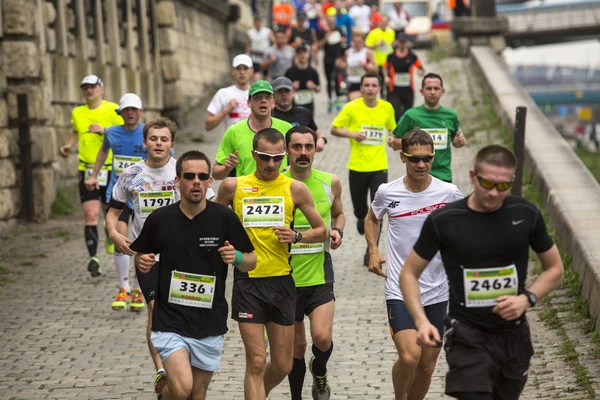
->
xmin=114 ymin=253 xmax=131 ymax=291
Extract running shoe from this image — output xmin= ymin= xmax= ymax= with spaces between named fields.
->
xmin=309 ymin=356 xmax=331 ymax=400
xmin=335 ymin=100 xmax=342 ymax=112
xmin=130 ymin=288 xmax=146 ymax=313
xmin=327 ymin=100 xmax=334 ymax=114
xmin=154 ymin=370 xmax=168 ymax=394
xmin=105 ymin=234 xmax=114 ymax=255
xmin=112 ymin=288 xmax=131 ymax=311
xmin=87 ymin=256 xmax=102 ymax=277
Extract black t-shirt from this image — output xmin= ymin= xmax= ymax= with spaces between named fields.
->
xmin=273 ymin=105 xmax=318 ymax=130
xmin=130 ymin=201 xmax=254 ymax=339
xmin=289 ymin=27 xmax=315 ymax=45
xmin=413 ymin=195 xmax=554 ymax=331
xmin=323 ymin=28 xmax=346 ymax=62
xmin=285 ymin=66 xmax=320 ymax=109
xmin=386 ymin=50 xmax=422 ymax=93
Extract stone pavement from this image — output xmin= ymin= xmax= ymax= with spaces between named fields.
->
xmin=0 ymin=52 xmax=595 ymax=400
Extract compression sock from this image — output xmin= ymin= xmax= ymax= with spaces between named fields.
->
xmin=84 ymin=225 xmax=98 ymax=257
xmin=311 ymin=341 xmax=333 ymax=377
xmin=114 ymin=252 xmax=131 ymax=291
xmin=288 ymin=357 xmax=306 ymax=400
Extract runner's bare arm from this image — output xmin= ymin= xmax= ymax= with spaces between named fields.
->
xmin=59 ymin=129 xmax=79 ymax=157
xmin=84 ymin=147 xmax=109 ymax=190
xmin=365 ymin=207 xmax=387 ymax=278
xmin=213 ymin=177 xmax=237 ymax=207
xmin=134 ymin=252 xmax=156 ymax=273
xmin=218 ymin=240 xmax=256 ymax=273
xmin=205 ymin=99 xmax=238 ymax=131
xmin=106 ymin=207 xmax=134 ymax=255
xmin=329 ymin=175 xmax=345 ymax=249
xmin=451 ymin=128 xmax=467 ymax=148
xmin=291 ymin=180 xmax=327 ymax=243
xmin=331 ymin=126 xmax=365 ymax=141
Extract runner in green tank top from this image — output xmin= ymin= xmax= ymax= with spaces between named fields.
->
xmin=283 ymin=126 xmax=346 ymax=400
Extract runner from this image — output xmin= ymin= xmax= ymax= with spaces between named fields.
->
xmin=349 ymin=0 xmax=372 ymax=34
xmin=130 ymin=150 xmax=256 ymax=400
xmin=285 ymin=45 xmax=321 ymax=117
xmin=400 ymin=144 xmax=564 ymax=400
xmin=321 ymin=10 xmax=346 ymax=113
xmin=263 ymin=29 xmax=296 ymax=80
xmin=84 ymin=93 xmax=146 ymax=312
xmin=365 ymin=129 xmax=463 ymax=400
xmin=390 ymin=73 xmax=467 ymax=183
xmin=271 ymin=76 xmax=327 ymax=152
xmin=388 ymin=1 xmax=411 ymax=36
xmin=331 ymin=71 xmax=396 ymax=266
xmin=289 ymin=12 xmax=319 ymax=63
xmin=283 ymin=127 xmax=345 ymax=400
xmin=345 ymin=32 xmax=376 ymax=101
xmin=366 ymin=16 xmax=395 ymax=99
xmin=303 ymin=0 xmax=324 ymax=34
xmin=59 ymin=74 xmax=123 ymax=277
xmin=331 ymin=0 xmax=354 ymax=47
xmin=213 ymin=80 xmax=293 ymax=180
xmin=105 ymin=117 xmax=181 ymax=395
xmin=247 ymin=18 xmax=275 ymax=81
xmin=205 ymin=54 xmax=253 ymax=132
xmin=215 ymin=128 xmax=327 ymax=400
xmin=384 ymin=34 xmax=425 ymax=122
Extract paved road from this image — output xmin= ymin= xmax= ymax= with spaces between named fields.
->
xmin=0 ymin=52 xmax=594 ymax=399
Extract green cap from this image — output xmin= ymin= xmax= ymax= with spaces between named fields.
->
xmin=249 ymin=80 xmax=274 ymax=97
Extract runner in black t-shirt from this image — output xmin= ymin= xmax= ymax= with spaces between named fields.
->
xmin=321 ymin=13 xmax=347 ymax=113
xmin=384 ymin=34 xmax=424 ymax=122
xmin=285 ymin=45 xmax=321 ymax=117
xmin=131 ymin=150 xmax=256 ymax=400
xmin=289 ymin=12 xmax=318 ymax=63
xmin=399 ymin=145 xmax=564 ymax=400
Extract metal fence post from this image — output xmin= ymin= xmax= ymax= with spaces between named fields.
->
xmin=512 ymin=106 xmax=527 ymax=196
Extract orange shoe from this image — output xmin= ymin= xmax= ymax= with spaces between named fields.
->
xmin=112 ymin=288 xmax=131 ymax=311
xmin=130 ymin=288 xmax=145 ymax=313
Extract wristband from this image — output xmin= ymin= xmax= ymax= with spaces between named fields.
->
xmin=233 ymin=250 xmax=243 ymax=267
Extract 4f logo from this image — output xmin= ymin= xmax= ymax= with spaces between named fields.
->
xmin=388 ymin=201 xmax=400 ymax=208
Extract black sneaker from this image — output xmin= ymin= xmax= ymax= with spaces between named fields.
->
xmin=357 ymin=219 xmax=365 ymax=235
xmin=309 ymin=356 xmax=331 ymax=400
xmin=87 ymin=256 xmax=102 ymax=277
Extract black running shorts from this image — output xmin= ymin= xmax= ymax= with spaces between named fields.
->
xmin=117 ymin=206 xmax=134 ymax=224
xmin=443 ymin=317 xmax=534 ymax=399
xmin=135 ymin=261 xmax=159 ymax=303
xmin=232 ymin=275 xmax=296 ymax=326
xmin=295 ymin=283 xmax=335 ymax=322
xmin=386 ymin=299 xmax=447 ymax=347
xmin=78 ymin=171 xmax=111 ymax=204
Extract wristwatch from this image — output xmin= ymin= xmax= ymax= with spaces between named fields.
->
xmin=331 ymin=227 xmax=343 ymax=238
xmin=523 ymin=289 xmax=537 ymax=307
xmin=294 ymin=230 xmax=303 ymax=244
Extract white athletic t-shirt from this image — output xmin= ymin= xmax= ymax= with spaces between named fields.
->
xmin=349 ymin=5 xmax=372 ymax=34
xmin=247 ymin=27 xmax=272 ymax=63
xmin=207 ymin=85 xmax=251 ymax=129
xmin=371 ymin=176 xmax=463 ymax=305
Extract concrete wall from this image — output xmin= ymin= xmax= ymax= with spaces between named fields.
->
xmin=470 ymin=45 xmax=600 ymax=332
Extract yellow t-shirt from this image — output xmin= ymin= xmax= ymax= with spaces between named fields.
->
xmin=332 ymin=98 xmax=396 ymax=172
xmin=366 ymin=28 xmax=396 ymax=66
xmin=234 ymin=173 xmax=295 ymax=278
xmin=71 ymin=100 xmax=123 ymax=171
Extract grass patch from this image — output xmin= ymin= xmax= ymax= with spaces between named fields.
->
xmin=575 ymin=148 xmax=600 ymax=184
xmin=426 ymin=42 xmax=456 ymax=63
xmin=50 ymin=188 xmax=76 ymax=217
xmin=189 ymin=133 xmax=205 ymax=143
xmin=19 ymin=261 xmax=37 ymax=267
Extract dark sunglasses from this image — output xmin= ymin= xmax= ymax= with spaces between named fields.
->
xmin=476 ymin=176 xmax=513 ymax=192
xmin=402 ymin=152 xmax=435 ymax=163
xmin=254 ymin=150 xmax=286 ymax=162
xmin=182 ymin=172 xmax=211 ymax=181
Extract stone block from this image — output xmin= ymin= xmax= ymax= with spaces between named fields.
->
xmin=0 ymin=128 xmax=18 ymax=158
xmin=161 ymin=55 xmax=180 ymax=82
xmin=32 ymin=167 xmax=55 ymax=221
xmin=43 ymin=1 xmax=57 ymax=25
xmin=46 ymin=28 xmax=57 ymax=53
xmin=2 ymin=41 xmax=40 ymax=79
xmin=2 ymin=0 xmax=36 ymax=36
xmin=0 ymin=188 xmax=20 ymax=220
xmin=7 ymin=84 xmax=52 ymax=122
xmin=0 ymin=218 xmax=17 ymax=239
xmin=30 ymin=126 xmax=57 ymax=165
xmin=0 ymin=159 xmax=17 ymax=188
xmin=0 ymin=99 xmax=7 ymax=128
xmin=156 ymin=1 xmax=176 ymax=27
xmin=158 ymin=27 xmax=178 ymax=54
xmin=163 ymin=81 xmax=182 ymax=110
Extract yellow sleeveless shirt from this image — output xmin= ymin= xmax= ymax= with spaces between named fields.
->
xmin=234 ymin=174 xmax=295 ymax=278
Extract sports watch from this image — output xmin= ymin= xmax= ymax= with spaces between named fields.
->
xmin=523 ymin=289 xmax=537 ymax=307
xmin=294 ymin=230 xmax=303 ymax=244
xmin=331 ymin=227 xmax=343 ymax=238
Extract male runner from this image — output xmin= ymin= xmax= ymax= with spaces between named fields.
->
xmin=215 ymin=128 xmax=327 ymax=400
xmin=285 ymin=45 xmax=321 ymax=117
xmin=85 ymin=93 xmax=146 ymax=312
xmin=365 ymin=16 xmax=395 ymax=99
xmin=213 ymin=80 xmax=293 ymax=180
xmin=400 ymin=145 xmax=564 ymax=400
xmin=331 ymin=71 xmax=396 ymax=266
xmin=390 ymin=73 xmax=467 ymax=183
xmin=283 ymin=126 xmax=345 ymax=400
xmin=106 ymin=117 xmax=179 ymax=395
xmin=272 ymin=76 xmax=326 ymax=152
xmin=131 ymin=150 xmax=256 ymax=400
xmin=288 ymin=12 xmax=318 ymax=62
xmin=247 ymin=17 xmax=275 ymax=81
xmin=365 ymin=129 xmax=462 ymax=400
xmin=205 ymin=54 xmax=253 ymax=132
xmin=59 ymin=75 xmax=123 ymax=276
xmin=263 ymin=29 xmax=296 ymax=80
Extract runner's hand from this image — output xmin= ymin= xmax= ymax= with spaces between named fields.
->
xmin=84 ymin=177 xmax=99 ymax=191
xmin=306 ymin=80 xmax=316 ymax=89
xmin=59 ymin=145 xmax=71 ymax=158
xmin=136 ymin=253 xmax=155 ymax=273
xmin=351 ymin=131 xmax=366 ymax=142
xmin=293 ymin=80 xmax=300 ymax=89
xmin=417 ymin=322 xmax=441 ymax=347
xmin=225 ymin=99 xmax=239 ymax=113
xmin=224 ymin=151 xmax=239 ymax=170
xmin=110 ymin=231 xmax=135 ymax=256
xmin=330 ymin=229 xmax=342 ymax=249
xmin=368 ymin=251 xmax=388 ymax=278
xmin=89 ymin=123 xmax=104 ymax=134
xmin=316 ymin=137 xmax=325 ymax=152
xmin=453 ymin=132 xmax=466 ymax=147
xmin=272 ymin=226 xmax=296 ymax=244
xmin=492 ymin=295 xmax=529 ymax=321
xmin=218 ymin=240 xmax=236 ymax=264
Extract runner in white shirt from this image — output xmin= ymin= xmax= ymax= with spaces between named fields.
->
xmin=247 ymin=16 xmax=275 ymax=81
xmin=205 ymin=54 xmax=253 ymax=132
xmin=349 ymin=0 xmax=372 ymax=34
xmin=388 ymin=2 xmax=411 ymax=36
xmin=344 ymin=33 xmax=376 ymax=101
xmin=364 ymin=128 xmax=463 ymax=400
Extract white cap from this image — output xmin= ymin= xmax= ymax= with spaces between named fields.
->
xmin=232 ymin=54 xmax=253 ymax=68
xmin=80 ymin=74 xmax=103 ymax=87
xmin=118 ymin=93 xmax=143 ymax=110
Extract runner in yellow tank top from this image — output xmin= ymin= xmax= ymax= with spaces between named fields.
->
xmin=215 ymin=127 xmax=326 ymax=400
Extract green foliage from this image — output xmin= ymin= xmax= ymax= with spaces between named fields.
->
xmin=50 ymin=188 xmax=76 ymax=217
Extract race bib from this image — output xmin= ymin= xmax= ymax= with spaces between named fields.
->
xmin=290 ymin=225 xmax=324 ymax=254
xmin=138 ymin=191 xmax=175 ymax=217
xmin=349 ymin=66 xmax=364 ymax=78
xmin=253 ymin=38 xmax=269 ymax=52
xmin=113 ymin=155 xmax=142 ymax=175
xmin=377 ymin=44 xmax=392 ymax=54
xmin=327 ymin=31 xmax=342 ymax=45
xmin=168 ymin=271 xmax=216 ymax=309
xmin=85 ymin=165 xmax=108 ymax=187
xmin=295 ymin=90 xmax=313 ymax=105
xmin=242 ymin=197 xmax=285 ymax=227
xmin=393 ymin=73 xmax=410 ymax=87
xmin=361 ymin=125 xmax=386 ymax=146
xmin=423 ymin=128 xmax=448 ymax=150
xmin=463 ymin=264 xmax=518 ymax=308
